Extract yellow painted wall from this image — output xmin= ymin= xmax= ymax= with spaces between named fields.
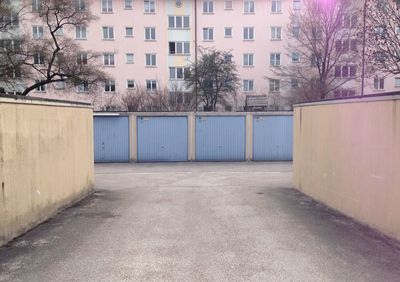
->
xmin=0 ymin=97 xmax=94 ymax=246
xmin=293 ymin=97 xmax=400 ymax=241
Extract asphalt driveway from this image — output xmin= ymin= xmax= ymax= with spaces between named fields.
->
xmin=1 ymin=162 xmax=400 ymax=281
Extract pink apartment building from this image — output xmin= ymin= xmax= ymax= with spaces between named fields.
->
xmin=8 ymin=0 xmax=400 ymax=110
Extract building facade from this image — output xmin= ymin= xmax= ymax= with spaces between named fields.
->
xmin=4 ymin=0 xmax=400 ymax=110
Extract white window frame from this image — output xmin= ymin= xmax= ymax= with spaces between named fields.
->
xmin=271 ymin=0 xmax=282 ymax=13
xmin=243 ymin=27 xmax=254 ymax=40
xmin=32 ymin=25 xmax=44 ymax=39
xmin=243 ymin=53 xmax=254 ymax=66
xmin=224 ymin=0 xmax=233 ymax=10
xmin=124 ymin=0 xmax=133 ymax=9
xmin=101 ymin=0 xmax=113 ymax=13
xmin=125 ymin=27 xmax=134 ymax=37
xmin=144 ymin=27 xmax=156 ymax=40
xmin=293 ymin=0 xmax=301 ymax=10
xmin=126 ymin=53 xmax=134 ymax=64
xmin=35 ymin=80 xmax=46 ymax=92
xmin=104 ymin=79 xmax=116 ymax=92
xmin=244 ymin=1 xmax=255 ymax=13
xmin=203 ymin=28 xmax=214 ymax=41
xmin=270 ymin=53 xmax=281 ymax=66
xmin=75 ymin=25 xmax=87 ymax=39
xmin=271 ymin=26 xmax=282 ymax=40
xmin=77 ymin=52 xmax=88 ymax=64
xmin=374 ymin=77 xmax=384 ymax=90
xmin=76 ymin=81 xmax=89 ymax=93
xmin=102 ymin=26 xmax=114 ymax=40
xmin=270 ymin=79 xmax=280 ymax=92
xmin=203 ymin=0 xmax=214 ymax=13
xmin=145 ymin=53 xmax=157 ymax=66
xmin=395 ymin=77 xmax=400 ymax=87
xmin=146 ymin=80 xmax=157 ymax=91
xmin=127 ymin=79 xmax=135 ymax=89
xmin=243 ymin=79 xmax=254 ymax=92
xmin=224 ymin=27 xmax=232 ymax=38
xmin=292 ymin=52 xmax=300 ymax=63
xmin=76 ymin=0 xmax=86 ymax=11
xmin=169 ymin=67 xmax=188 ymax=80
xmin=32 ymin=0 xmax=42 ymax=12
xmin=168 ymin=15 xmax=190 ymax=29
xmin=169 ymin=41 xmax=190 ymax=55
xmin=144 ymin=0 xmax=156 ymax=13
xmin=33 ymin=52 xmax=45 ymax=65
xmin=103 ymin=53 xmax=115 ymax=66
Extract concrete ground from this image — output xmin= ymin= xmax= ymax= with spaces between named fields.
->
xmin=1 ymin=163 xmax=400 ymax=282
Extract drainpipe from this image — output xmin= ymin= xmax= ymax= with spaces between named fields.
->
xmin=361 ymin=0 xmax=367 ymax=97
xmin=194 ymin=0 xmax=198 ymax=111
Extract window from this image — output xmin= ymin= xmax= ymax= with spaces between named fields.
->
xmin=243 ymin=27 xmax=254 ymax=40
xmin=342 ymin=14 xmax=357 ymax=28
xmin=105 ymin=80 xmax=116 ymax=92
xmin=271 ymin=0 xmax=281 ymax=13
xmin=124 ymin=0 xmax=133 ymax=9
xmin=270 ymin=53 xmax=281 ymax=66
xmin=292 ymin=26 xmax=300 ymax=38
xmin=102 ymin=0 xmax=113 ymax=12
xmin=168 ymin=16 xmax=190 ymax=29
xmin=243 ymin=53 xmax=254 ymax=66
xmin=127 ymin=80 xmax=135 ymax=89
xmin=244 ymin=1 xmax=255 ymax=13
xmin=225 ymin=0 xmax=233 ymax=10
xmin=54 ymin=81 xmax=65 ymax=89
xmin=269 ymin=79 xmax=280 ymax=92
xmin=35 ymin=80 xmax=46 ymax=92
xmin=32 ymin=0 xmax=42 ymax=12
xmin=75 ymin=26 xmax=87 ymax=39
xmin=292 ymin=52 xmax=300 ymax=63
xmin=374 ymin=77 xmax=384 ymax=90
xmin=125 ymin=27 xmax=134 ymax=37
xmin=55 ymin=27 xmax=64 ymax=36
xmin=169 ymin=42 xmax=190 ymax=54
xmin=76 ymin=81 xmax=89 ymax=92
xmin=243 ymin=80 xmax=254 ymax=92
xmin=224 ymin=54 xmax=233 ymax=62
xmin=77 ymin=53 xmax=88 ymax=64
xmin=203 ymin=0 xmax=213 ymax=13
xmin=33 ymin=52 xmax=45 ymax=65
xmin=32 ymin=25 xmax=43 ymax=39
xmin=169 ymin=67 xmax=188 ymax=80
xmin=293 ymin=0 xmax=301 ymax=10
xmin=146 ymin=80 xmax=157 ymax=91
xmin=271 ymin=26 xmax=282 ymax=40
xmin=102 ymin=26 xmax=114 ymax=39
xmin=335 ymin=65 xmax=357 ymax=78
xmin=203 ymin=28 xmax=214 ymax=41
xmin=145 ymin=27 xmax=156 ymax=40
xmin=75 ymin=0 xmax=86 ymax=10
xmin=291 ymin=78 xmax=299 ymax=89
xmin=144 ymin=0 xmax=156 ymax=13
xmin=224 ymin=27 xmax=232 ymax=38
xmin=126 ymin=53 xmax=134 ymax=63
xmin=145 ymin=53 xmax=156 ymax=66
xmin=103 ymin=53 xmax=115 ymax=66
xmin=395 ymin=77 xmax=400 ymax=87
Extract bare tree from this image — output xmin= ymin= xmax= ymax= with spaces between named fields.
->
xmin=272 ymin=0 xmax=361 ymax=102
xmin=364 ymin=1 xmax=400 ymax=75
xmin=1 ymin=0 xmax=108 ymax=95
xmin=185 ymin=47 xmax=239 ymax=111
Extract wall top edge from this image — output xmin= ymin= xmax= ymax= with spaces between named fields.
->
xmin=294 ymin=93 xmax=400 ymax=108
xmin=93 ymin=111 xmax=294 ymax=117
xmin=0 ymin=94 xmax=92 ymax=108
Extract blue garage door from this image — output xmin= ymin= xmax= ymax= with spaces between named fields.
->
xmin=137 ymin=116 xmax=188 ymax=162
xmin=253 ymin=115 xmax=293 ymax=161
xmin=196 ymin=116 xmax=246 ymax=161
xmin=94 ymin=116 xmax=130 ymax=163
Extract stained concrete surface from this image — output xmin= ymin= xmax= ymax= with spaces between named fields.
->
xmin=1 ymin=162 xmax=400 ymax=281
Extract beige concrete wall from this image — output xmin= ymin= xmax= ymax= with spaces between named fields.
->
xmin=0 ymin=96 xmax=94 ymax=246
xmin=293 ymin=95 xmax=400 ymax=241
